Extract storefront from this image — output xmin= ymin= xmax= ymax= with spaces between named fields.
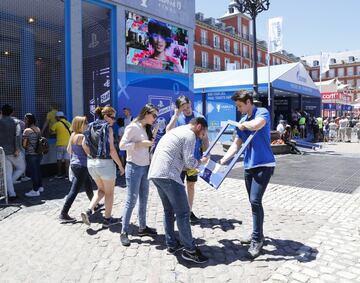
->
xmin=0 ymin=0 xmax=194 ymax=164
xmin=194 ymin=62 xmax=321 ymax=141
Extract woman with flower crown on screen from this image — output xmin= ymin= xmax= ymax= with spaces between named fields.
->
xmin=138 ymin=19 xmax=183 ymax=72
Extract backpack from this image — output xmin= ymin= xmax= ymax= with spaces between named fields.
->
xmin=30 ymin=128 xmax=49 ymax=154
xmin=84 ymin=120 xmax=110 ymax=158
xmin=37 ymin=136 xmax=49 ymax=154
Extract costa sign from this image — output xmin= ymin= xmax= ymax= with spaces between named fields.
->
xmin=321 ymin=92 xmax=340 ymax=100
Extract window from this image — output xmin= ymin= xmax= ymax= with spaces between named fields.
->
xmin=328 ymin=69 xmax=335 ymax=78
xmin=356 ymin=66 xmax=360 ymax=75
xmin=347 ymin=79 xmax=354 ymax=87
xmin=224 ymin=38 xmax=230 ymax=52
xmin=213 ymin=34 xmax=220 ymax=49
xmin=201 ymin=52 xmax=208 ymax=68
xmin=214 ymin=55 xmax=221 ymax=70
xmin=243 ymin=63 xmax=249 ymax=69
xmin=311 ymin=70 xmax=319 ymax=80
xmin=330 ymin=58 xmax=336 ymax=64
xmin=235 ymin=60 xmax=240 ymax=69
xmin=356 ymin=79 xmax=360 ymax=87
xmin=313 ymin=60 xmax=319 ymax=66
xmin=257 ymin=51 xmax=261 ymax=63
xmin=200 ymin=30 xmax=208 ymax=45
xmin=347 ymin=67 xmax=354 ymax=76
xmin=234 ymin=42 xmax=239 ymax=55
xmin=224 ymin=58 xmax=230 ymax=69
xmin=242 ymin=45 xmax=249 ymax=58
xmin=337 ymin=68 xmax=345 ymax=77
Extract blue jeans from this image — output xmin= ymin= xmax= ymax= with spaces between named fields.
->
xmin=121 ymin=162 xmax=150 ymax=233
xmin=62 ymin=165 xmax=93 ymax=214
xmin=152 ymin=178 xmax=195 ymax=252
xmin=25 ymin=154 xmax=43 ymax=191
xmin=244 ymin=166 xmax=274 ymax=242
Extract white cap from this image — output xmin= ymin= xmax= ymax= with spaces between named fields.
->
xmin=56 ymin=111 xmax=64 ymax=117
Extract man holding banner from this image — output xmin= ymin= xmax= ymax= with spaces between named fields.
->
xmin=219 ymin=90 xmax=275 ymax=259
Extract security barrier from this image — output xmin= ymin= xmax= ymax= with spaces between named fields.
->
xmin=0 ymin=147 xmax=8 ymax=204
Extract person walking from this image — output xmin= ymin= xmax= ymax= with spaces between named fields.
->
xmin=119 ymin=104 xmax=159 ymax=246
xmin=22 ymin=113 xmax=44 ymax=197
xmin=51 ymin=111 xmax=71 ymax=178
xmin=166 ymin=95 xmax=209 ymax=224
xmin=0 ymin=104 xmax=25 ymax=200
xmin=219 ymin=90 xmax=275 ymax=259
xmin=149 ymin=117 xmax=209 ymax=264
xmin=59 ymin=116 xmax=94 ymax=222
xmin=81 ymin=106 xmax=125 ymax=228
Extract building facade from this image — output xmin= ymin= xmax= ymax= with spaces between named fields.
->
xmin=303 ymin=50 xmax=360 ymax=102
xmin=194 ymin=2 xmax=299 ymax=73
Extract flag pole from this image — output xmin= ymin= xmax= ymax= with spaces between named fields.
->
xmin=319 ymin=51 xmax=323 ymax=117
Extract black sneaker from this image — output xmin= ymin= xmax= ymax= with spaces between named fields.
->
xmin=181 ymin=248 xmax=208 ymax=264
xmin=190 ymin=212 xmax=200 ymax=224
xmin=138 ymin=226 xmax=157 ymax=237
xmin=102 ymin=217 xmax=122 ymax=229
xmin=80 ymin=209 xmax=92 ymax=226
xmin=247 ymin=240 xmax=264 ymax=259
xmin=59 ymin=213 xmax=76 ymax=223
xmin=167 ymin=242 xmax=184 ymax=255
xmin=94 ymin=203 xmax=104 ymax=213
xmin=120 ymin=233 xmax=130 ymax=247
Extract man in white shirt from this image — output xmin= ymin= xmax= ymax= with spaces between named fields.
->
xmin=338 ymin=116 xmax=348 ymax=142
xmin=149 ymin=117 xmax=209 ymax=264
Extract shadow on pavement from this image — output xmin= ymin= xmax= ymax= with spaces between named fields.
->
xmin=197 ymin=217 xmax=242 ymax=231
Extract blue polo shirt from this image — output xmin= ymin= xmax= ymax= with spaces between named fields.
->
xmin=176 ymin=111 xmax=203 ymax=160
xmin=236 ymin=107 xmax=275 ymax=170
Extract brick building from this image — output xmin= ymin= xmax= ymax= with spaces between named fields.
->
xmin=302 ymin=50 xmax=360 ymax=101
xmin=194 ymin=1 xmax=299 ymax=73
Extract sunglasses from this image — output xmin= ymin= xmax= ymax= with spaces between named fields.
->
xmin=106 ymin=115 xmax=116 ymax=120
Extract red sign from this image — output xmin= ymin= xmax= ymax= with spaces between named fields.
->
xmin=321 ymin=92 xmax=340 ymax=100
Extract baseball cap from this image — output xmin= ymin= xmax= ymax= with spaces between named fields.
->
xmin=56 ymin=111 xmax=64 ymax=117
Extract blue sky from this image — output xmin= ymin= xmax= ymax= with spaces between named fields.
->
xmin=195 ymin=0 xmax=360 ymax=57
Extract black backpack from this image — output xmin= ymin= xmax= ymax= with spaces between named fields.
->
xmin=37 ymin=136 xmax=49 ymax=154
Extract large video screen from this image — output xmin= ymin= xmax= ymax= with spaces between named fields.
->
xmin=126 ymin=11 xmax=189 ymax=73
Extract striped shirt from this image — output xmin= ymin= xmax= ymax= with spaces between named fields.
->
xmin=148 ymin=125 xmax=199 ymax=185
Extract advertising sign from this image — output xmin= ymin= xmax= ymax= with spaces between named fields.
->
xmin=198 ymin=121 xmax=257 ymax=189
xmin=126 ymin=11 xmax=189 ymax=73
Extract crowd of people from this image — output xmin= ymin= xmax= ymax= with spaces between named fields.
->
xmin=5 ymin=94 xmax=359 ymax=264
xmin=276 ymin=110 xmax=360 ymax=148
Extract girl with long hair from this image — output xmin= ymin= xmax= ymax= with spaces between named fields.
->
xmin=59 ymin=116 xmax=94 ymax=222
xmin=23 ymin=113 xmax=44 ymax=197
xmin=119 ymin=103 xmax=159 ymax=246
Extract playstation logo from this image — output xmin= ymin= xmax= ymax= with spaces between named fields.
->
xmin=88 ymin=33 xmax=99 ymax=49
xmin=140 ymin=0 xmax=148 ymax=8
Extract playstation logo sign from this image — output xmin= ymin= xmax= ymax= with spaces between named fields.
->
xmin=140 ymin=0 xmax=148 ymax=8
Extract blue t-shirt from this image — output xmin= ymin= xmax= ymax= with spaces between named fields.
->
xmin=176 ymin=111 xmax=204 ymax=160
xmin=236 ymin=107 xmax=275 ymax=170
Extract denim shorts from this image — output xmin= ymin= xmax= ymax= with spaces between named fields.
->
xmin=88 ymin=158 xmax=116 ymax=181
xmin=56 ymin=146 xmax=70 ymax=161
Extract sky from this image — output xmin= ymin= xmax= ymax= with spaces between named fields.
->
xmin=195 ymin=0 xmax=360 ymax=57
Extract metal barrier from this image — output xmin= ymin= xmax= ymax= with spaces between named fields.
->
xmin=0 ymin=147 xmax=8 ymax=204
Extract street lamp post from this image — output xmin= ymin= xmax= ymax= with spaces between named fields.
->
xmin=234 ymin=0 xmax=270 ymax=100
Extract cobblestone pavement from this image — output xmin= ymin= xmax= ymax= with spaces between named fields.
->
xmin=0 ymin=141 xmax=359 ymax=283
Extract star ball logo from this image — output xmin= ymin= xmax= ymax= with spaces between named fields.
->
xmin=140 ymin=0 xmax=148 ymax=8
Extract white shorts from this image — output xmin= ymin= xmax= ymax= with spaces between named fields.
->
xmin=88 ymin=158 xmax=116 ymax=181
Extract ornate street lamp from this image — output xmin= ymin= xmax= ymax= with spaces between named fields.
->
xmin=234 ymin=0 xmax=270 ymax=100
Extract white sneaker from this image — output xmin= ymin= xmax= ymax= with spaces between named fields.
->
xmin=25 ymin=190 xmax=40 ymax=197
xmin=38 ymin=187 xmax=44 ymax=193
xmin=21 ymin=176 xmax=31 ymax=182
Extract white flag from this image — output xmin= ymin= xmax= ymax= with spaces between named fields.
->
xmin=320 ymin=52 xmax=330 ymax=74
xmin=268 ymin=17 xmax=283 ymax=53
